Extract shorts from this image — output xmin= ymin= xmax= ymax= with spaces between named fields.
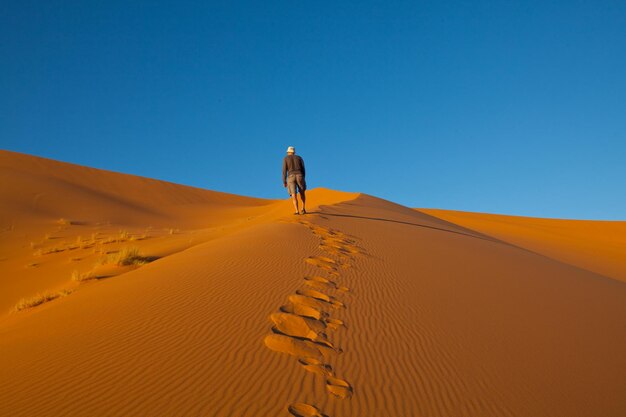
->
xmin=287 ymin=174 xmax=306 ymax=195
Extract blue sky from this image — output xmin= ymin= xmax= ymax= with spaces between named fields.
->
xmin=1 ymin=1 xmax=625 ymax=219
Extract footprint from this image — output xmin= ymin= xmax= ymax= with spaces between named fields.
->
xmin=304 ymin=276 xmax=350 ymax=293
xmin=280 ymin=303 xmax=326 ymax=320
xmin=304 ymin=276 xmax=333 ymax=285
xmin=305 ymin=256 xmax=337 ymax=272
xmin=270 ymin=312 xmax=326 ymax=340
xmin=313 ymin=337 xmax=340 ymax=352
xmin=319 ymin=244 xmax=351 ymax=257
xmin=298 ymin=357 xmax=333 ymax=376
xmin=308 ymin=226 xmax=331 ymax=235
xmin=316 ymin=255 xmax=336 ymax=264
xmin=288 ymin=294 xmax=325 ymax=310
xmin=325 ymin=230 xmax=350 ymax=239
xmin=310 ymin=339 xmax=342 ymax=358
xmin=344 ymin=246 xmax=361 ymax=254
xmin=325 ymin=317 xmax=345 ymax=330
xmin=321 ymin=239 xmax=354 ymax=247
xmin=303 ymin=276 xmax=335 ymax=290
xmin=322 ymin=236 xmax=352 ymax=244
xmin=304 ymin=279 xmax=332 ymax=290
xmin=296 ymin=289 xmax=332 ymax=303
xmin=287 ymin=403 xmax=327 ymax=417
xmin=326 ymin=376 xmax=353 ymax=399
xmin=264 ymin=334 xmax=321 ymax=359
xmin=321 ymin=238 xmax=361 ymax=254
xmin=296 ymin=289 xmax=346 ymax=309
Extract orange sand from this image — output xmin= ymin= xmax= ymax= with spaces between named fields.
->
xmin=421 ymin=209 xmax=626 ymax=283
xmin=1 ymin=150 xmax=625 ymax=416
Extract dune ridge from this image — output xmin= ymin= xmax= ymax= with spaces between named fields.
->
xmin=1 ymin=151 xmax=625 ymax=416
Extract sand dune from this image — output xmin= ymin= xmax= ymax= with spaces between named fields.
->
xmin=0 ymin=150 xmax=355 ymax=313
xmin=1 ymin=151 xmax=625 ymax=416
xmin=421 ymin=209 xmax=626 ymax=283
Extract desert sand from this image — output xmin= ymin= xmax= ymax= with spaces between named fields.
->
xmin=1 ymin=150 xmax=625 ymax=417
xmin=421 ymin=209 xmax=626 ymax=284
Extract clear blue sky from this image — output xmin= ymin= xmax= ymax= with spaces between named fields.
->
xmin=2 ymin=1 xmax=625 ymax=219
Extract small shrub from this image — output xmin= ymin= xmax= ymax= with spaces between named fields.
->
xmin=72 ymin=270 xmax=96 ymax=282
xmin=13 ymin=288 xmax=74 ymax=312
xmin=14 ymin=292 xmax=59 ymax=311
xmin=100 ymin=247 xmax=151 ymax=266
xmin=57 ymin=218 xmax=72 ymax=226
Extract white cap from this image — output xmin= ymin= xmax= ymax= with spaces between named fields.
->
xmin=286 ymin=146 xmax=295 ymax=153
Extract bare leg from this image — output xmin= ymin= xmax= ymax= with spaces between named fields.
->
xmin=300 ymin=190 xmax=306 ymax=213
xmin=291 ymin=193 xmax=299 ymax=213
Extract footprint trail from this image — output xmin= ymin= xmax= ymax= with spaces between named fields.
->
xmin=263 ymin=219 xmax=366 ymax=416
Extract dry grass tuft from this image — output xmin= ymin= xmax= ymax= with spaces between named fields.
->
xmin=99 ymin=246 xmax=152 ymax=266
xmin=72 ymin=270 xmax=96 ymax=282
xmin=13 ymin=289 xmax=74 ymax=312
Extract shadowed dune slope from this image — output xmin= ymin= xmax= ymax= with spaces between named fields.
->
xmin=0 ymin=149 xmax=274 ymax=228
xmin=1 ymin=168 xmax=625 ymax=417
xmin=420 ymin=208 xmax=626 ymax=283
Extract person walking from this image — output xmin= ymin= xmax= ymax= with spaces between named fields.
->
xmin=282 ymin=146 xmax=307 ymax=215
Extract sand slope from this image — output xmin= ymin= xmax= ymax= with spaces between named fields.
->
xmin=1 ymin=152 xmax=625 ymax=417
xmin=421 ymin=209 xmax=626 ymax=283
xmin=0 ymin=150 xmax=278 ymax=313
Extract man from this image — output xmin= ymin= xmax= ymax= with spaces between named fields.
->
xmin=282 ymin=146 xmax=307 ymax=215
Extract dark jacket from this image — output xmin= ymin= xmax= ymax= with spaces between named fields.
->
xmin=282 ymin=155 xmax=305 ymax=182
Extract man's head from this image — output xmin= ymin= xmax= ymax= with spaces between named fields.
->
xmin=286 ymin=146 xmax=295 ymax=154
